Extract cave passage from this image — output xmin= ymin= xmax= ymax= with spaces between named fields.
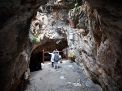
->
xmin=29 ymin=37 xmax=68 ymax=72
xmin=27 ymin=44 xmax=102 ymax=91
xmin=29 ymin=48 xmax=67 ymax=72
xmin=0 ymin=0 xmax=122 ymax=91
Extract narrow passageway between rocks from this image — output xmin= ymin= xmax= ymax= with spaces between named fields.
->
xmin=25 ymin=60 xmax=101 ymax=91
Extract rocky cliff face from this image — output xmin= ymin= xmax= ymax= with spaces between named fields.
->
xmin=77 ymin=1 xmax=122 ymax=91
xmin=0 ymin=0 xmax=47 ymax=91
xmin=66 ymin=0 xmax=122 ymax=91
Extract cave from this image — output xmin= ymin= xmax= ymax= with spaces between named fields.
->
xmin=0 ymin=0 xmax=122 ymax=91
xmin=29 ymin=51 xmax=43 ymax=72
xmin=29 ymin=38 xmax=68 ymax=72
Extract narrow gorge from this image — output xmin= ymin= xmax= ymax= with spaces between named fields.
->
xmin=0 ymin=0 xmax=122 ymax=91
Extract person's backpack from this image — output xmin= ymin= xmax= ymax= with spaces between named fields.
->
xmin=54 ymin=54 xmax=59 ymax=62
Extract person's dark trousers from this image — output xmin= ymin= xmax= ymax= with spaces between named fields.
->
xmin=52 ymin=62 xmax=54 ymax=67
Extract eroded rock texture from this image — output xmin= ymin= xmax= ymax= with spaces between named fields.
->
xmin=28 ymin=0 xmax=122 ymax=91
xmin=0 ymin=0 xmax=122 ymax=91
xmin=73 ymin=0 xmax=122 ymax=91
xmin=0 ymin=0 xmax=47 ymax=91
xmin=29 ymin=0 xmax=70 ymax=51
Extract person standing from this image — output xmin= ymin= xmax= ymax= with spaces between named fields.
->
xmin=54 ymin=52 xmax=60 ymax=69
xmin=48 ymin=50 xmax=55 ymax=67
xmin=55 ymin=49 xmax=59 ymax=55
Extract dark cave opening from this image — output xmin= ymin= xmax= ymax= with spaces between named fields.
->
xmin=29 ymin=39 xmax=68 ymax=72
xmin=29 ymin=51 xmax=43 ymax=72
xmin=29 ymin=48 xmax=67 ymax=72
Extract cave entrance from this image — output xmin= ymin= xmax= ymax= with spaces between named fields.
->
xmin=29 ymin=39 xmax=68 ymax=72
xmin=29 ymin=49 xmax=66 ymax=72
xmin=29 ymin=51 xmax=43 ymax=72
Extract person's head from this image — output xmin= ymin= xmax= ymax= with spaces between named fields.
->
xmin=55 ymin=52 xmax=58 ymax=54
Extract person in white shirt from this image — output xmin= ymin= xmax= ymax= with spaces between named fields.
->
xmin=48 ymin=50 xmax=55 ymax=67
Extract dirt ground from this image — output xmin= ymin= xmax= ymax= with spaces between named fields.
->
xmin=25 ymin=60 xmax=102 ymax=91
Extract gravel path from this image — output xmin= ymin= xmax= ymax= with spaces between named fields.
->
xmin=25 ymin=60 xmax=102 ymax=91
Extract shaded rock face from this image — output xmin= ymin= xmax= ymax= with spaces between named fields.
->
xmin=0 ymin=0 xmax=47 ymax=91
xmin=29 ymin=51 xmax=42 ymax=72
xmin=72 ymin=1 xmax=122 ymax=91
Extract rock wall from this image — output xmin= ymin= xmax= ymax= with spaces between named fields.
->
xmin=0 ymin=0 xmax=122 ymax=91
xmin=29 ymin=0 xmax=70 ymax=51
xmin=0 ymin=0 xmax=47 ymax=91
xmin=29 ymin=1 xmax=122 ymax=91
xmin=71 ymin=1 xmax=122 ymax=91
